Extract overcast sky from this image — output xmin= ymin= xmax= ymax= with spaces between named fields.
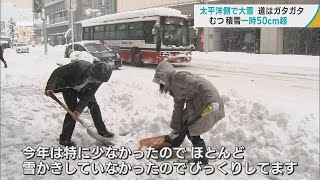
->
xmin=1 ymin=1 xmax=33 ymax=22
xmin=2 ymin=0 xmax=32 ymax=8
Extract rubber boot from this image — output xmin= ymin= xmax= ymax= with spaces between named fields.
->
xmin=98 ymin=130 xmax=114 ymax=138
xmin=59 ymin=135 xmax=76 ymax=147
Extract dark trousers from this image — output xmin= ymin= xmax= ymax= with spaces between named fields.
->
xmin=60 ymin=89 xmax=108 ymax=140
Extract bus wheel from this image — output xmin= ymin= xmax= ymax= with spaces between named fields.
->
xmin=130 ymin=48 xmax=143 ymax=67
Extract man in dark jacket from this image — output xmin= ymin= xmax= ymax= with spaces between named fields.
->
xmin=153 ymin=61 xmax=225 ymax=165
xmin=0 ymin=45 xmax=8 ymax=68
xmin=45 ymin=60 xmax=114 ymax=146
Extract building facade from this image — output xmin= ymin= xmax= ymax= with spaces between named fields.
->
xmin=33 ymin=0 xmax=117 ymax=46
xmin=0 ymin=20 xmax=12 ymax=48
xmin=117 ymin=0 xmax=320 ymax=55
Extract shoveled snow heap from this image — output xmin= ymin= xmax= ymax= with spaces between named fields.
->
xmin=0 ymin=46 xmax=319 ymax=180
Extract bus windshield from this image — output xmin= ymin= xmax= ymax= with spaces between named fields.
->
xmin=162 ymin=24 xmax=189 ymax=47
xmin=84 ymin=44 xmax=111 ymax=53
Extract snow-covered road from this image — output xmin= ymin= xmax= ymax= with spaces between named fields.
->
xmin=1 ymin=45 xmax=319 ymax=180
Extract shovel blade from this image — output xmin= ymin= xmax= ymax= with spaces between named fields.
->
xmin=87 ymin=129 xmax=114 ymax=146
xmin=139 ymin=135 xmax=172 ymax=150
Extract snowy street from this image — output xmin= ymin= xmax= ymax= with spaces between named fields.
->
xmin=1 ymin=45 xmax=319 ymax=180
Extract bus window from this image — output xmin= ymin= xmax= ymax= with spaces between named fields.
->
xmin=116 ymin=23 xmax=129 ymax=40
xmin=144 ymin=21 xmax=156 ymax=44
xmin=89 ymin=27 xmax=94 ymax=40
xmin=83 ymin=27 xmax=90 ymax=40
xmin=129 ymin=22 xmax=143 ymax=40
xmin=105 ymin=24 xmax=116 ymax=39
xmin=94 ymin=26 xmax=105 ymax=40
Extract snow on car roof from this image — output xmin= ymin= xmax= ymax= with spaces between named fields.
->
xmin=67 ymin=40 xmax=102 ymax=46
xmin=81 ymin=7 xmax=187 ymax=27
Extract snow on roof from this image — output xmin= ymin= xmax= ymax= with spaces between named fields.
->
xmin=81 ymin=7 xmax=187 ymax=27
xmin=67 ymin=40 xmax=101 ymax=46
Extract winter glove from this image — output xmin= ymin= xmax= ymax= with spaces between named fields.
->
xmin=201 ymin=102 xmax=219 ymax=117
xmin=164 ymin=135 xmax=171 ymax=143
xmin=74 ymin=111 xmax=80 ymax=118
xmin=45 ymin=90 xmax=54 ymax=97
xmin=211 ymin=102 xmax=220 ymax=111
xmin=164 ymin=129 xmax=179 ymax=144
xmin=169 ymin=129 xmax=179 ymax=140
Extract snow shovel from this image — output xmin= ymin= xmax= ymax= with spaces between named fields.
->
xmin=139 ymin=105 xmax=214 ymax=149
xmin=138 ymin=135 xmax=172 ymax=150
xmin=50 ymin=94 xmax=114 ymax=146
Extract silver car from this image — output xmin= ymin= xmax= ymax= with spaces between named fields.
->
xmin=15 ymin=43 xmax=29 ymax=53
xmin=64 ymin=41 xmax=122 ymax=69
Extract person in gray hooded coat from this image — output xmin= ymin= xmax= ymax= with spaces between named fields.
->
xmin=153 ymin=61 xmax=225 ymax=165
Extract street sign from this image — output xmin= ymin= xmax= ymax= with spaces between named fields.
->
xmin=64 ymin=0 xmax=77 ymax=11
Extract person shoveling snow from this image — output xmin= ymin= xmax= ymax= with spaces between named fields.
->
xmin=141 ymin=61 xmax=225 ymax=165
xmin=44 ymin=60 xmax=115 ymax=146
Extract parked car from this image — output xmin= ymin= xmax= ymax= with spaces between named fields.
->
xmin=31 ymin=41 xmax=36 ymax=47
xmin=64 ymin=41 xmax=122 ymax=69
xmin=15 ymin=43 xmax=29 ymax=53
xmin=0 ymin=40 xmax=10 ymax=49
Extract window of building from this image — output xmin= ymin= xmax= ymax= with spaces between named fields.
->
xmin=104 ymin=0 xmax=116 ymax=15
xmin=221 ymin=28 xmax=260 ymax=53
xmin=283 ymin=28 xmax=320 ymax=55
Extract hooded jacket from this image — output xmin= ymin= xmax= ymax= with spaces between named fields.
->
xmin=154 ymin=61 xmax=225 ymax=136
xmin=45 ymin=60 xmax=103 ymax=113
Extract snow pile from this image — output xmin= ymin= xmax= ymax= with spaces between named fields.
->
xmin=208 ymin=91 xmax=319 ymax=180
xmin=0 ymin=46 xmax=319 ymax=180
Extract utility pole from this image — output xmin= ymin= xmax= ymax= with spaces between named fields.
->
xmin=91 ymin=0 xmax=95 ymax=18
xmin=65 ymin=0 xmax=77 ymax=51
xmin=71 ymin=4 xmax=74 ymax=51
xmin=41 ymin=0 xmax=48 ymax=55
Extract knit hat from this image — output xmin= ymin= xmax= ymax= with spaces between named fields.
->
xmin=91 ymin=62 xmax=113 ymax=82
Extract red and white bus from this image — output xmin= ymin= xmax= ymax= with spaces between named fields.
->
xmin=81 ymin=7 xmax=194 ymax=66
